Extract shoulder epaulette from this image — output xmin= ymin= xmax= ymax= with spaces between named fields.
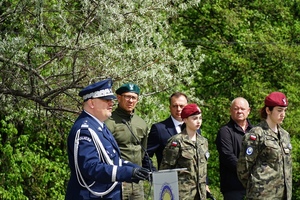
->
xmin=81 ymin=121 xmax=89 ymax=129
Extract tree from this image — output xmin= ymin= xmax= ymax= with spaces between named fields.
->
xmin=170 ymin=0 xmax=300 ymax=198
xmin=0 ymin=0 xmax=203 ymax=198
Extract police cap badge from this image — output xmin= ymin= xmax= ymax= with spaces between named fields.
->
xmin=79 ymin=78 xmax=116 ymax=101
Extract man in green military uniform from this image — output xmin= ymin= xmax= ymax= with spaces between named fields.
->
xmin=237 ymin=92 xmax=292 ymax=200
xmin=105 ymin=83 xmax=148 ymax=200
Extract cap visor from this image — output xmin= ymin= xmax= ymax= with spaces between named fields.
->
xmin=100 ymin=95 xmax=116 ymax=100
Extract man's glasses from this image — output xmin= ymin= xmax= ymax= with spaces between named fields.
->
xmin=121 ymin=95 xmax=138 ymax=102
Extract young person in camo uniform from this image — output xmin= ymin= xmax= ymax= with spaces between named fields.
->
xmin=237 ymin=92 xmax=292 ymax=200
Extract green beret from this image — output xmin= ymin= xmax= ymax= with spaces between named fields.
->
xmin=116 ymin=83 xmax=140 ymax=95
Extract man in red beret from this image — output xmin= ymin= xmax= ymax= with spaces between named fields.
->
xmin=237 ymin=92 xmax=292 ymax=200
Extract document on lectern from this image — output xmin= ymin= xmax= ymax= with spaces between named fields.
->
xmin=152 ymin=168 xmax=187 ymax=200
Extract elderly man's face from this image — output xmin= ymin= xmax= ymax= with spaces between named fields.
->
xmin=230 ymin=98 xmax=250 ymax=123
xmin=85 ymin=98 xmax=115 ymax=122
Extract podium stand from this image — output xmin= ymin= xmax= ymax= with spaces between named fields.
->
xmin=152 ymin=168 xmax=186 ymax=200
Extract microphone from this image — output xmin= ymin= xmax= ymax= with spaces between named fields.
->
xmin=122 ymin=119 xmax=154 ymax=200
xmin=121 ymin=119 xmax=153 ymax=174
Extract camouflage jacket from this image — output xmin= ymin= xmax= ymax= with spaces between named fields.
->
xmin=237 ymin=121 xmax=292 ymax=200
xmin=160 ymin=129 xmax=209 ymax=200
xmin=105 ymin=106 xmax=148 ymax=166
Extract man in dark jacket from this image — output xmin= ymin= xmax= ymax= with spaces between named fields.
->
xmin=215 ymin=97 xmax=253 ymax=200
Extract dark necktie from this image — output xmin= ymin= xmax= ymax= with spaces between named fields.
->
xmin=179 ymin=123 xmax=183 ymax=129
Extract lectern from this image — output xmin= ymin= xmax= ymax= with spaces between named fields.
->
xmin=152 ymin=168 xmax=186 ymax=200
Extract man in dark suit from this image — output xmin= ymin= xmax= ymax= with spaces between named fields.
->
xmin=143 ymin=92 xmax=215 ymax=199
xmin=142 ymin=92 xmax=188 ymax=170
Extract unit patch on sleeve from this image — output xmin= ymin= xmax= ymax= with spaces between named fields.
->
xmin=171 ymin=141 xmax=178 ymax=147
xmin=250 ymin=135 xmax=257 ymax=141
xmin=246 ymin=146 xmax=254 ymax=155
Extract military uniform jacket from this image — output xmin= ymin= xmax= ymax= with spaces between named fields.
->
xmin=237 ymin=121 xmax=292 ymax=200
xmin=66 ymin=111 xmax=138 ymax=200
xmin=160 ymin=129 xmax=209 ymax=200
xmin=105 ymin=106 xmax=148 ymax=166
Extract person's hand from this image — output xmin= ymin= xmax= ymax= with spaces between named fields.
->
xmin=206 ymin=185 xmax=211 ymax=193
xmin=131 ymin=168 xmax=150 ymax=181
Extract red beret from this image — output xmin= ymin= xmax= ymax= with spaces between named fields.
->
xmin=264 ymin=92 xmax=288 ymax=107
xmin=181 ymin=103 xmax=201 ymax=119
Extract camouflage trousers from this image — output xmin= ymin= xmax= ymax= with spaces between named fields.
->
xmin=122 ymin=181 xmax=144 ymax=200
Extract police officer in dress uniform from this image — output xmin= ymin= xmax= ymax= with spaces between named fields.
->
xmin=160 ymin=104 xmax=209 ymax=200
xmin=65 ymin=78 xmax=150 ymax=200
xmin=237 ymin=92 xmax=292 ymax=200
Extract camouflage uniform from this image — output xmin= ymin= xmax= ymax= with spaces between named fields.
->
xmin=237 ymin=121 xmax=292 ymax=200
xmin=160 ymin=129 xmax=209 ymax=200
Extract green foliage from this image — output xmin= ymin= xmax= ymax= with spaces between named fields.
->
xmin=1 ymin=0 xmax=202 ymax=198
xmin=1 ymin=0 xmax=300 ymax=199
xmin=170 ymin=0 xmax=300 ymax=198
xmin=0 ymin=102 xmax=71 ymax=199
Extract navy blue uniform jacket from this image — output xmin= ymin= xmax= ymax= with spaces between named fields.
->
xmin=66 ymin=111 xmax=138 ymax=200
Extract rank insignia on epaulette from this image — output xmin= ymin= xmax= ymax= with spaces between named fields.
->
xmin=81 ymin=123 xmax=89 ymax=129
xmin=250 ymin=135 xmax=256 ymax=141
xmin=171 ymin=141 xmax=178 ymax=147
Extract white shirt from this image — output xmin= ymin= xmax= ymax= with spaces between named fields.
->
xmin=171 ymin=116 xmax=183 ymax=134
